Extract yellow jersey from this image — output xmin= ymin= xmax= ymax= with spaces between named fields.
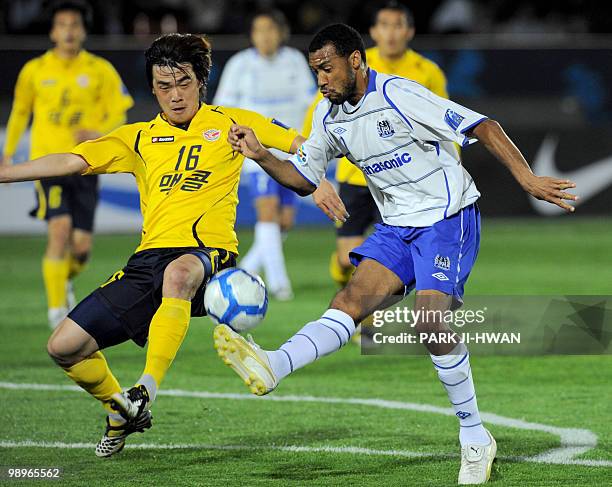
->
xmin=301 ymin=47 xmax=448 ymax=186
xmin=3 ymin=49 xmax=133 ymax=159
xmin=72 ymin=105 xmax=298 ymax=255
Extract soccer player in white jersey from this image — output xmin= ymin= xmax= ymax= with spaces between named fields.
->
xmin=214 ymin=24 xmax=578 ymax=484
xmin=213 ymin=9 xmax=316 ymax=300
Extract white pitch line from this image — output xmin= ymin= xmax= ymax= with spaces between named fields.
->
xmin=0 ymin=381 xmax=610 ymax=467
xmin=0 ymin=440 xmax=450 ymax=459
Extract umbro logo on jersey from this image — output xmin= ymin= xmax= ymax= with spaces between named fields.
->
xmin=456 ymin=411 xmax=472 ymax=420
xmin=432 ymin=272 xmax=449 ymax=281
xmin=333 ymin=127 xmax=347 ymax=135
xmin=203 ymin=129 xmax=221 ymax=141
xmin=377 ymin=119 xmax=395 ymax=138
xmin=152 ymin=136 xmax=174 ymax=143
xmin=444 ymin=109 xmax=465 ymax=131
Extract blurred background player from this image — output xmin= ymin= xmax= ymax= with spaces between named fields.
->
xmin=213 ymin=9 xmax=315 ymax=300
xmin=0 ymin=0 xmax=133 ymax=328
xmin=303 ymin=1 xmax=448 ymax=289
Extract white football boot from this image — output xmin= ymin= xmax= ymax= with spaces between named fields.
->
xmin=213 ymin=324 xmax=278 ymax=395
xmin=458 ymin=429 xmax=497 ymax=484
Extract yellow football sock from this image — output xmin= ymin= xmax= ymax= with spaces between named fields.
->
xmin=68 ymin=254 xmax=88 ymax=279
xmin=42 ymin=256 xmax=70 ymax=309
xmin=64 ymin=351 xmax=122 ymax=413
xmin=329 ymin=252 xmax=353 ymax=288
xmin=142 ymin=297 xmax=191 ymax=389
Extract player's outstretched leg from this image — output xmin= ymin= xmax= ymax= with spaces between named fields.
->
xmin=215 ymin=259 xmax=402 ymax=395
xmin=416 ymin=292 xmax=496 ymax=484
xmin=121 ymin=254 xmax=204 ymax=417
xmin=47 ymin=316 xmax=151 ymax=457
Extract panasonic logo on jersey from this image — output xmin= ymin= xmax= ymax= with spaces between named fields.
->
xmin=363 ymin=152 xmax=412 ymax=175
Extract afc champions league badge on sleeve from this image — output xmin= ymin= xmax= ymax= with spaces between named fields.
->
xmin=203 ymin=129 xmax=221 ymax=142
xmin=297 ymin=144 xmax=308 ymax=165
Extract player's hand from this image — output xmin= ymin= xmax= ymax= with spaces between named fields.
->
xmin=228 ymin=124 xmax=267 ymax=161
xmin=312 ymin=178 xmax=349 ymax=222
xmin=521 ymin=174 xmax=578 ymax=212
xmin=75 ymin=129 xmax=102 ymax=143
xmin=0 ymin=155 xmax=12 ymax=166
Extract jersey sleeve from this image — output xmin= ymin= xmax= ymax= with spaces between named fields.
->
xmin=383 ymin=78 xmax=487 ymax=146
xmin=227 ymin=106 xmax=300 ymax=154
xmin=287 ymin=101 xmax=338 ymax=187
xmin=71 ymin=124 xmax=139 ymax=175
xmin=212 ymin=54 xmax=244 ymax=107
xmin=3 ymin=60 xmax=36 ymax=157
xmin=96 ymin=60 xmax=134 ymax=134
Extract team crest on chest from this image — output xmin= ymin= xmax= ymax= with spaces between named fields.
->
xmin=203 ymin=129 xmax=221 ymax=142
xmin=377 ymin=119 xmax=395 ymax=138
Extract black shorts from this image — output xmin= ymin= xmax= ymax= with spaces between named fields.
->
xmin=336 ymin=182 xmax=381 ymax=237
xmin=30 ymin=174 xmax=99 ymax=232
xmin=68 ymin=247 xmax=236 ymax=348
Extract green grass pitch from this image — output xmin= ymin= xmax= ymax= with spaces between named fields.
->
xmin=0 ymin=219 xmax=611 ymax=486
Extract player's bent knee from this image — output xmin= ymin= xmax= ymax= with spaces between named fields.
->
xmin=47 ymin=335 xmax=77 ymax=368
xmin=163 ymin=261 xmax=203 ymax=298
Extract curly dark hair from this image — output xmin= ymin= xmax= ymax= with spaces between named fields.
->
xmin=145 ymin=34 xmax=212 ymax=100
xmin=308 ymin=23 xmax=366 ymax=63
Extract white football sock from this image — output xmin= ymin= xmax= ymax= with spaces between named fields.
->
xmin=267 ymin=309 xmax=355 ymax=380
xmin=256 ymin=222 xmax=291 ymax=294
xmin=430 ymin=342 xmax=490 ymax=446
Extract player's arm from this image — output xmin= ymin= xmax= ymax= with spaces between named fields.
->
xmin=0 ymin=153 xmax=87 ymax=183
xmin=386 ymin=79 xmax=578 ymax=213
xmin=469 ymin=120 xmax=578 ymax=212
xmin=2 ymin=62 xmax=36 ymax=164
xmin=228 ymin=124 xmax=315 ymax=196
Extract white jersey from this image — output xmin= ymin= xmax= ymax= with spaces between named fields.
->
xmin=214 ymin=47 xmax=315 ymax=174
xmin=289 ymin=69 xmax=485 ymax=227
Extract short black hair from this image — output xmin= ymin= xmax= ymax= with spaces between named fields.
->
xmin=374 ymin=1 xmax=415 ymax=28
xmin=145 ymin=34 xmax=212 ymax=100
xmin=308 ymin=23 xmax=366 ymax=63
xmin=49 ymin=0 xmax=92 ymax=29
xmin=251 ymin=8 xmax=290 ymax=41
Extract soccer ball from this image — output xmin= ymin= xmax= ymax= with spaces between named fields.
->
xmin=204 ymin=268 xmax=268 ymax=332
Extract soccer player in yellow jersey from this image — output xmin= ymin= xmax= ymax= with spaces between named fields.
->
xmin=1 ymin=1 xmax=133 ymax=328
xmin=305 ymin=2 xmax=449 ymax=288
xmin=0 ymin=33 xmax=344 ymax=458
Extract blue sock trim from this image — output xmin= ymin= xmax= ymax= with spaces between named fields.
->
xmin=279 ymin=348 xmax=294 ymax=373
xmin=460 ymin=422 xmax=482 ymax=428
xmin=320 ymin=323 xmax=343 ymax=348
xmin=433 ymin=352 xmax=468 ymax=370
xmin=296 ymin=333 xmax=319 ymax=359
xmin=440 ymin=369 xmax=471 ymax=387
xmin=451 ymin=394 xmax=475 ymax=406
xmin=320 ymin=316 xmax=351 ymax=341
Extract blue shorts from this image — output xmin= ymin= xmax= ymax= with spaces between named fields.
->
xmin=349 ymin=204 xmax=480 ymax=300
xmin=249 ymin=172 xmax=297 ymax=207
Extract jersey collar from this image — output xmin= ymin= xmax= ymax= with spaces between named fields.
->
xmin=341 ymin=68 xmax=378 ymax=114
